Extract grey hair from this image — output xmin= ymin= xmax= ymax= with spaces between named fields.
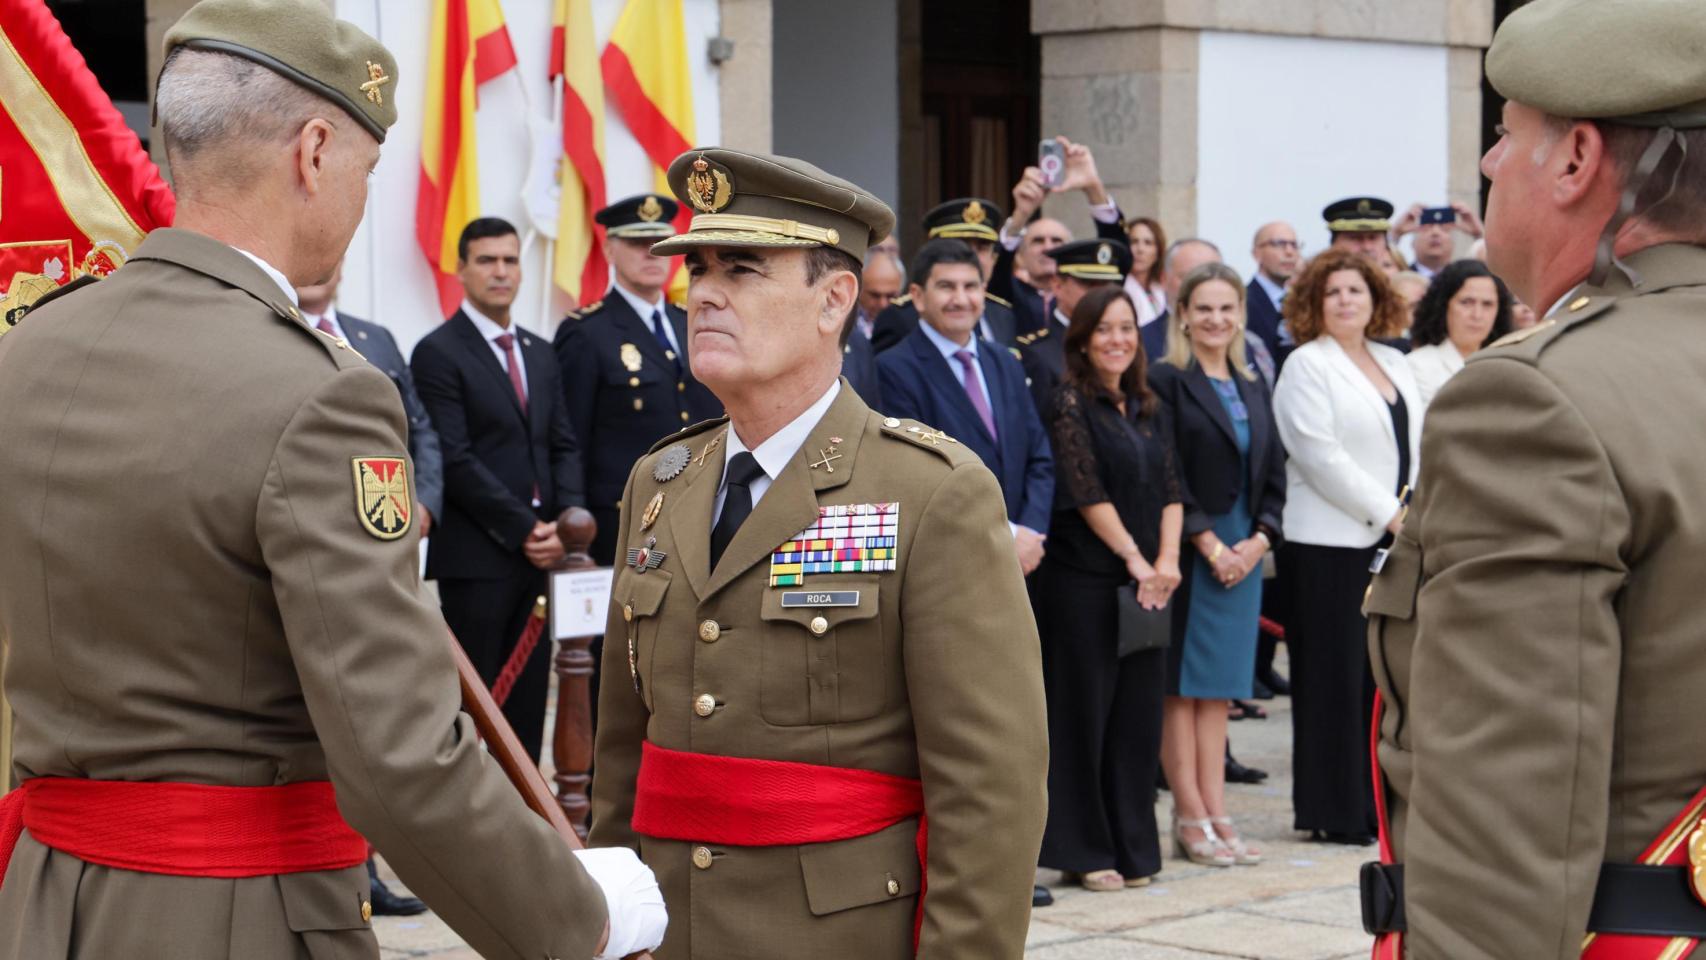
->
xmin=156 ymin=48 xmax=341 ymax=170
xmin=863 ymin=251 xmax=905 ymax=277
xmin=1536 ymin=114 xmax=1706 ymax=241
xmin=1163 ymin=237 xmax=1221 ymax=275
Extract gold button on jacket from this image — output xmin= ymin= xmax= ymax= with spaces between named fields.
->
xmin=591 ymin=384 xmax=1047 ymax=959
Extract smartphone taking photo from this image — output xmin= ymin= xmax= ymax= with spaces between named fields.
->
xmin=1038 ymin=139 xmax=1066 ymax=190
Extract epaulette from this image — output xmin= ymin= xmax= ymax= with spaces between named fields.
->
xmin=890 ymin=292 xmax=912 ymax=307
xmin=12 ymin=274 xmax=99 ymax=322
xmin=985 ymin=291 xmax=1012 ymax=308
xmin=1482 ymin=293 xmax=1613 ymax=361
xmin=877 ymin=415 xmax=979 ymax=465
xmin=645 ymin=415 xmax=728 ymax=456
xmin=565 ymin=299 xmax=605 ymax=322
xmin=1016 ymin=327 xmax=1049 ymax=346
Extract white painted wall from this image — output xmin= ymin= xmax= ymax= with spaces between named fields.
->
xmin=1195 ymin=31 xmax=1449 ymax=285
xmin=333 ymin=0 xmax=723 ymax=355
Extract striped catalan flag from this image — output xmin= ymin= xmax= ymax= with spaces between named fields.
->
xmin=549 ymin=0 xmax=607 ymax=307
xmin=0 ymin=0 xmax=174 ymax=333
xmin=600 ymin=0 xmax=694 ymax=298
xmin=417 ymin=0 xmax=518 ymax=317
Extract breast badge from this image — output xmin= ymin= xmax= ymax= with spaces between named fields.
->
xmin=653 ymin=443 xmax=692 ymax=482
xmin=627 ymin=536 xmax=667 ymax=573
xmin=621 ymin=342 xmax=644 ymax=372
xmin=769 ymin=503 xmax=899 ymax=586
xmin=641 ymin=491 xmax=665 ymax=532
xmin=351 ymin=457 xmax=411 ymax=540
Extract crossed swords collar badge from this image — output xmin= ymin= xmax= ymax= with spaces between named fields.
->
xmin=810 ymin=436 xmax=844 ymax=473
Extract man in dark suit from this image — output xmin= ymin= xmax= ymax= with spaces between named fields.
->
xmin=1246 ymin=221 xmax=1300 ymax=361
xmin=870 ymin=198 xmax=1020 ymax=351
xmin=1016 ymin=237 xmax=1134 ymax=416
xmin=295 ymin=265 xmax=443 ymax=917
xmin=412 ymin=217 xmax=584 ymax=763
xmin=992 ymin=138 xmax=1129 ymax=336
xmin=554 ymin=194 xmax=721 ymax=566
xmin=840 ymin=322 xmax=882 ymax=406
xmin=876 ymin=238 xmax=1052 ymax=574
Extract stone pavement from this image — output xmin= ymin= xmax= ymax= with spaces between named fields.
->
xmin=375 ymin=683 xmax=1376 ymax=959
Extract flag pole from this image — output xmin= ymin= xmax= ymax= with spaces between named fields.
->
xmin=542 ymin=75 xmax=564 ymax=336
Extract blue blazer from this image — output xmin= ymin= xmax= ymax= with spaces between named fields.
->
xmin=1142 ymin=311 xmax=1170 ymax=362
xmin=1245 ymin=277 xmax=1285 ymax=350
xmin=339 ymin=312 xmax=444 ymax=519
xmin=876 ymin=326 xmax=1053 ymax=533
xmin=841 ymin=329 xmax=882 ymax=408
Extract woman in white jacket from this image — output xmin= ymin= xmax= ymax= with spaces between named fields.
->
xmin=1271 ymin=248 xmax=1421 ymax=845
xmin=1404 ymin=260 xmax=1515 ymax=408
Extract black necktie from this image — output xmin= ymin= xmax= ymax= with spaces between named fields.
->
xmin=710 ymin=452 xmax=765 ymax=569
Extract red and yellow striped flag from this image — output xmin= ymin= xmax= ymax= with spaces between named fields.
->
xmin=550 ymin=0 xmax=607 ymax=307
xmin=0 ymin=0 xmax=174 ymax=334
xmin=600 ymin=0 xmax=694 ymax=298
xmin=417 ymin=0 xmax=519 ymax=317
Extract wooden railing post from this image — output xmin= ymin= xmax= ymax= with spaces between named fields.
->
xmin=551 ymin=507 xmax=598 ymax=838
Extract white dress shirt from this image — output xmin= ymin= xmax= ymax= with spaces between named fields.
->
xmin=462 ymin=298 xmax=529 ymax=398
xmin=235 ymin=249 xmax=298 ymax=309
xmin=713 ymin=380 xmax=841 ymax=523
xmin=612 ymin=281 xmax=680 ymax=357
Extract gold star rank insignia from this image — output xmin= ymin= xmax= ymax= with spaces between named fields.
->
xmin=352 ymin=457 xmax=412 ymax=540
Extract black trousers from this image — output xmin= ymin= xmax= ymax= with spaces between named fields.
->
xmin=439 ymin=572 xmax=553 ymax=763
xmin=1036 ymin=561 xmax=1166 ymax=879
xmin=1280 ymin=541 xmax=1379 ymax=836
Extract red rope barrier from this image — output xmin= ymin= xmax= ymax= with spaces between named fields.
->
xmin=490 ymin=595 xmax=548 ymax=708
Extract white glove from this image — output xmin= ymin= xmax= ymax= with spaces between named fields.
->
xmin=574 ymin=846 xmax=667 ymax=959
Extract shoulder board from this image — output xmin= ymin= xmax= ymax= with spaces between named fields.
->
xmin=14 ymin=274 xmax=100 ymax=320
xmin=1483 ymin=294 xmax=1615 ymax=360
xmin=890 ymin=292 xmax=913 ymax=306
xmin=1016 ymin=327 xmax=1049 ymax=346
xmin=984 ymin=291 xmax=1012 ymax=308
xmin=877 ymin=415 xmax=979 ymax=465
xmin=645 ymin=415 xmax=728 ymax=456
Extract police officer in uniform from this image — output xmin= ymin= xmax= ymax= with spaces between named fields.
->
xmin=1322 ymin=196 xmax=1394 ymax=261
xmin=869 ymin=198 xmax=1020 ymax=352
xmin=590 ymin=148 xmax=1048 ymax=959
xmin=1362 ymin=2 xmax=1706 ymax=957
xmin=1016 ymin=237 xmax=1133 ymax=416
xmin=0 ymin=2 xmax=665 ymax=957
xmin=555 ymin=193 xmax=722 ymax=566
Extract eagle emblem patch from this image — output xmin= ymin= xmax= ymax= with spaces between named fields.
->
xmin=352 ymin=457 xmax=412 ymax=540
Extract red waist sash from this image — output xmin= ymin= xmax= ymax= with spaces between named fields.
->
xmin=0 ymin=777 xmax=367 ymax=890
xmin=632 ymin=741 xmax=927 ymax=944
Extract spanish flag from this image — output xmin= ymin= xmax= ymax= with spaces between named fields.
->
xmin=550 ymin=0 xmax=607 ymax=307
xmin=0 ymin=0 xmax=174 ymax=335
xmin=417 ymin=0 xmax=519 ymax=317
xmin=601 ymin=0 xmax=694 ymax=296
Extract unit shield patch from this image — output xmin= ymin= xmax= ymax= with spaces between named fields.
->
xmin=352 ymin=456 xmax=412 ymax=540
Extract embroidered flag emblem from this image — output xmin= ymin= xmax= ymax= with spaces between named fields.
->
xmin=352 ymin=457 xmax=411 ymax=540
xmin=769 ymin=503 xmax=899 ymax=586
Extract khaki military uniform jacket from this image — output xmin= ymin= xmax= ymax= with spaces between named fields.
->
xmin=0 ymin=229 xmax=606 ymax=960
xmin=589 ymin=383 xmax=1048 ymax=959
xmin=1368 ymin=244 xmax=1706 ymax=959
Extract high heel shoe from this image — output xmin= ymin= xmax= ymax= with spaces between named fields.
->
xmin=1172 ymin=816 xmax=1235 ymax=867
xmin=1209 ymin=816 xmax=1262 ymax=865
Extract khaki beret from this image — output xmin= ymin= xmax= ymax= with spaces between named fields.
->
xmin=1487 ymin=0 xmax=1706 ymax=128
xmin=163 ymin=0 xmax=399 ymax=143
xmin=651 ymin=148 xmax=896 ymax=261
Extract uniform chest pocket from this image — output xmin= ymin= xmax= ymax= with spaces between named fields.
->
xmin=619 ymin=570 xmax=672 ymax=711
xmin=758 ymin=578 xmax=886 ymax=726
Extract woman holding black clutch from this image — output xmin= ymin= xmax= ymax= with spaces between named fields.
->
xmin=1149 ymin=263 xmax=1287 ymax=868
xmin=1037 ymin=285 xmax=1183 ymax=891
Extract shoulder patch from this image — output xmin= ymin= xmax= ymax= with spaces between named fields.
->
xmin=985 ymin=291 xmax=1012 ymax=308
xmin=352 ymin=457 xmax=413 ymax=540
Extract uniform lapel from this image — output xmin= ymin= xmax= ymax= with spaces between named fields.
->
xmin=701 ymin=387 xmax=867 ymax=599
xmin=453 ymin=314 xmax=528 ymax=423
xmin=912 ymin=331 xmax=994 ymax=446
xmin=1184 ymin=364 xmax=1238 ymax=447
xmin=1322 ymin=337 xmax=1394 ymax=440
xmin=665 ymin=424 xmax=728 ymax=598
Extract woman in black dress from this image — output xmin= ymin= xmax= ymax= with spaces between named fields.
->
xmin=1037 ymin=285 xmax=1183 ymax=891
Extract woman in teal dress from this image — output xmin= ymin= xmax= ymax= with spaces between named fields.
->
xmin=1148 ymin=263 xmax=1288 ymax=868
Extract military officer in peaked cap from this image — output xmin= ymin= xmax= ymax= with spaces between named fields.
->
xmin=588 ymin=147 xmax=1048 ymax=959
xmin=554 ymin=193 xmax=723 ymax=567
xmin=1361 ymin=1 xmax=1706 ymax=957
xmin=0 ymin=1 xmax=665 ymax=957
xmin=870 ymin=198 xmax=1020 ymax=352
xmin=1323 ymin=196 xmax=1395 ymax=261
xmin=1016 ymin=236 xmax=1133 ymax=416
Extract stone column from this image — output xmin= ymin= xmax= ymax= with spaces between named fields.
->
xmin=717 ymin=0 xmax=772 ymax=153
xmin=1033 ymin=0 xmax=1493 ymax=239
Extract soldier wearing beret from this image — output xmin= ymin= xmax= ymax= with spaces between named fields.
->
xmin=0 ymin=2 xmax=664 ymax=957
xmin=553 ymin=194 xmax=723 ymax=567
xmin=868 ymin=198 xmax=1020 ymax=352
xmin=1016 ymin=237 xmax=1133 ymax=417
xmin=589 ymin=148 xmax=1048 ymax=959
xmin=1323 ymin=196 xmax=1395 ymax=262
xmin=1362 ymin=1 xmax=1706 ymax=957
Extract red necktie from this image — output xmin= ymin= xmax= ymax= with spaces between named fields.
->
xmin=314 ymin=317 xmax=336 ymax=336
xmin=494 ymin=332 xmax=528 ymax=412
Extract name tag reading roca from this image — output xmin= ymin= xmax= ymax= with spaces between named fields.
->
xmin=780 ymin=591 xmax=860 ymax=608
